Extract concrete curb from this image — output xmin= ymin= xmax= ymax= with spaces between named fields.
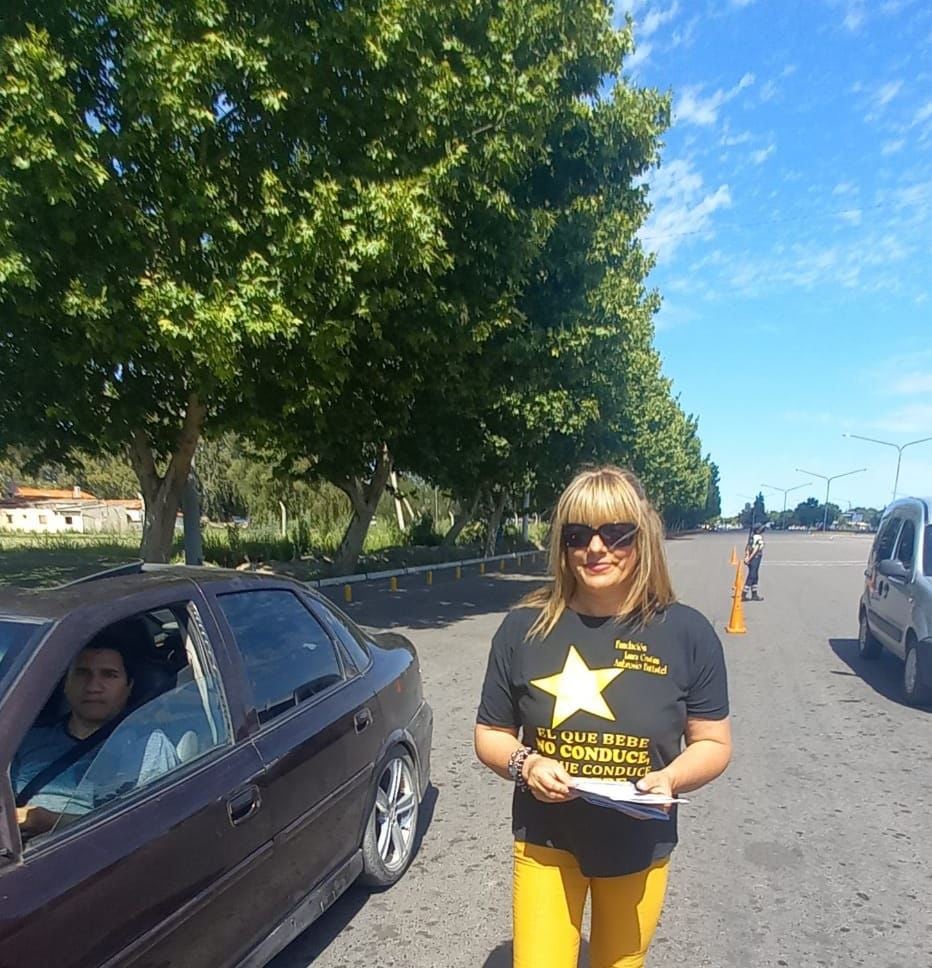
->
xmin=311 ymin=550 xmax=545 ymax=591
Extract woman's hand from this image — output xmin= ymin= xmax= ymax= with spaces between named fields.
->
xmin=524 ymin=755 xmax=578 ymax=803
xmin=635 ymin=769 xmax=675 ymax=815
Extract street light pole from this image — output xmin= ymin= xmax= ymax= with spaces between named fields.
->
xmin=843 ymin=433 xmax=932 ymax=503
xmin=762 ymin=482 xmax=812 ymax=530
xmin=795 ymin=467 xmax=867 ymax=533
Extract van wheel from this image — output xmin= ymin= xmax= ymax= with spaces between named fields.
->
xmin=903 ymin=644 xmax=931 ymax=706
xmin=858 ymin=612 xmax=882 ymax=660
xmin=360 ymin=749 xmax=419 ymax=888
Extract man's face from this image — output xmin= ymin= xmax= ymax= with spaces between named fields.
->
xmin=63 ymin=648 xmax=132 ymax=727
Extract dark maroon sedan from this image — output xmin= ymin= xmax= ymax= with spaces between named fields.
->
xmin=0 ymin=565 xmax=432 ymax=967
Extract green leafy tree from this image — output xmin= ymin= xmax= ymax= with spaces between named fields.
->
xmin=400 ymin=28 xmax=676 ymax=545
xmin=271 ymin=0 xmax=667 ymax=571
xmin=0 ymin=0 xmax=463 ymax=560
xmin=791 ymin=497 xmax=839 ymax=529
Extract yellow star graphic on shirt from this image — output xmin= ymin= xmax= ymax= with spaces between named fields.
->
xmin=530 ymin=646 xmax=622 ymax=730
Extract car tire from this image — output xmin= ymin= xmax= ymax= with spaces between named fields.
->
xmin=903 ymin=642 xmax=931 ymax=706
xmin=359 ymin=748 xmax=419 ymax=888
xmin=858 ymin=611 xmax=882 ymax=660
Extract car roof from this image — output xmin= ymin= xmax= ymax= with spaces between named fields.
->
xmin=883 ymin=497 xmax=931 ymax=514
xmin=0 ymin=564 xmax=306 ymax=623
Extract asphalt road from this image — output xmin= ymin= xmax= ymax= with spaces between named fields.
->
xmin=270 ymin=531 xmax=932 ymax=968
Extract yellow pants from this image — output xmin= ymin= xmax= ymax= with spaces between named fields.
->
xmin=513 ymin=841 xmax=669 ymax=968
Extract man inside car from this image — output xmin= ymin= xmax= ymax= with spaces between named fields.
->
xmin=12 ymin=638 xmax=178 ymax=838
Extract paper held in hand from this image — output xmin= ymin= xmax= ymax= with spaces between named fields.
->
xmin=571 ymin=779 xmax=689 ymax=821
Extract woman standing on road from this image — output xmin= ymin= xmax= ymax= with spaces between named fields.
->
xmin=475 ymin=465 xmax=732 ymax=968
xmin=743 ymin=523 xmax=765 ymax=602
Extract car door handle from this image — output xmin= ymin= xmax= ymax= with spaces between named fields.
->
xmin=227 ymin=785 xmax=261 ymax=826
xmin=354 ymin=708 xmax=373 ymax=733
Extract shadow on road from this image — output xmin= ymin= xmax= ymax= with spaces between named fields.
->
xmin=322 ymin=569 xmax=550 ymax=633
xmin=481 ymin=939 xmax=592 ymax=967
xmin=269 ymin=784 xmax=440 ymax=967
xmin=829 ymin=638 xmax=932 ymax=712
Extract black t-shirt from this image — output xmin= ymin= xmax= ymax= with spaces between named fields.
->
xmin=477 ymin=603 xmax=729 ymax=877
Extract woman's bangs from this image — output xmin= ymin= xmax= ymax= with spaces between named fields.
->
xmin=562 ymin=473 xmax=642 ymax=528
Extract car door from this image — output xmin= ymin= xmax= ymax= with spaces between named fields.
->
xmin=208 ymin=585 xmax=380 ymax=926
xmin=884 ymin=515 xmax=919 ymax=658
xmin=0 ymin=585 xmax=280 ymax=968
xmin=866 ymin=514 xmax=903 ymax=648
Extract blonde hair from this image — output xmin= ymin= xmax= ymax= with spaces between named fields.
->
xmin=522 ymin=465 xmax=676 ymax=640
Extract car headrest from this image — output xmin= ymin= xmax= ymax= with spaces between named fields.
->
xmin=129 ymin=657 xmax=177 ymax=709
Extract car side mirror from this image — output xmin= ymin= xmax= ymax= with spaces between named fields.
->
xmin=878 ymin=558 xmax=909 ymax=580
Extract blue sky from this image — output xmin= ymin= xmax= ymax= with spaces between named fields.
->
xmin=616 ymin=0 xmax=932 ymax=516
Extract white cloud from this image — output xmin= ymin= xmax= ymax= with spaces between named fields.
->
xmin=750 ymin=145 xmax=775 ymax=164
xmin=833 ymin=181 xmax=857 ymax=196
xmin=876 ymin=80 xmax=903 ymax=106
xmin=669 ymin=16 xmax=700 ymax=48
xmin=760 ymin=80 xmax=778 ymax=102
xmin=721 ymin=131 xmax=753 ymax=146
xmin=891 ymin=373 xmax=932 ymax=395
xmin=869 ymin=404 xmax=932 ymax=434
xmin=841 ymin=1 xmax=867 ymax=30
xmin=882 ymin=138 xmax=906 ymax=155
xmin=675 ymin=74 xmax=755 ymax=126
xmin=864 ymin=79 xmax=905 ymax=122
xmin=838 ymin=208 xmax=863 ymax=225
xmin=625 ymin=41 xmax=653 ymax=72
xmin=913 ymin=100 xmax=932 ymax=126
xmin=640 ymin=2 xmax=679 ymax=38
xmin=641 ymin=158 xmax=732 ymax=260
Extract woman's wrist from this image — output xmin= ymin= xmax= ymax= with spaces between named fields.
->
xmin=507 ymin=746 xmax=539 ymax=791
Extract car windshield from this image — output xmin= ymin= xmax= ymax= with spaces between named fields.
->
xmin=925 ymin=526 xmax=932 ymax=578
xmin=0 ymin=618 xmax=50 ymax=692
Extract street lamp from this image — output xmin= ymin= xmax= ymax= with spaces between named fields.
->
xmin=762 ymin=482 xmax=812 ymax=530
xmin=843 ymin=433 xmax=932 ymax=503
xmin=795 ymin=467 xmax=866 ymax=533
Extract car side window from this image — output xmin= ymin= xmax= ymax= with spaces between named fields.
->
xmin=11 ymin=603 xmax=232 ymax=850
xmin=894 ymin=519 xmax=916 ymax=570
xmin=314 ymin=600 xmax=370 ymax=673
xmin=874 ymin=517 xmax=901 ymax=563
xmin=217 ymin=590 xmax=344 ymax=724
xmin=924 ymin=526 xmax=932 ymax=578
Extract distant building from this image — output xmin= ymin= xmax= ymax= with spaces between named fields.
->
xmin=0 ymin=485 xmax=143 ymax=534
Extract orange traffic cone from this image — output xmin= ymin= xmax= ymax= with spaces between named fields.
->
xmin=729 ymin=545 xmax=738 ymax=566
xmin=725 ymin=559 xmax=747 ymax=635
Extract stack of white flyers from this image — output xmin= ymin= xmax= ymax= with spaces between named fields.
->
xmin=571 ymin=779 xmax=688 ymax=821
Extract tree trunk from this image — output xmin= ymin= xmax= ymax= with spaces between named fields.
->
xmin=182 ymin=470 xmax=204 ymax=565
xmin=332 ymin=444 xmax=394 ymax=575
xmin=484 ymin=489 xmax=508 ymax=558
xmin=130 ymin=395 xmax=207 ymax=563
xmin=443 ymin=490 xmax=480 ymax=547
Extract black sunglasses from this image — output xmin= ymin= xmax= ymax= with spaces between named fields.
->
xmin=561 ymin=522 xmax=638 ymax=550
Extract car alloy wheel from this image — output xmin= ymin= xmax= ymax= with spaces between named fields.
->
xmin=360 ymin=749 xmax=419 ymax=887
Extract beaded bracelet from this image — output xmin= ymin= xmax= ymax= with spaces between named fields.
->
xmin=507 ymin=745 xmax=536 ymax=792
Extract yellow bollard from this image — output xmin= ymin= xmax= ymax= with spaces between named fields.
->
xmin=480 ymin=562 xmax=486 ymax=575
xmin=390 ymin=576 xmax=398 ymax=592
xmin=426 ymin=570 xmax=433 ymax=586
xmin=455 ymin=565 xmax=461 ymax=580
xmin=725 ymin=560 xmax=747 ymax=635
xmin=500 ymin=558 xmax=506 ymax=572
xmin=343 ymin=584 xmax=352 ymax=604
